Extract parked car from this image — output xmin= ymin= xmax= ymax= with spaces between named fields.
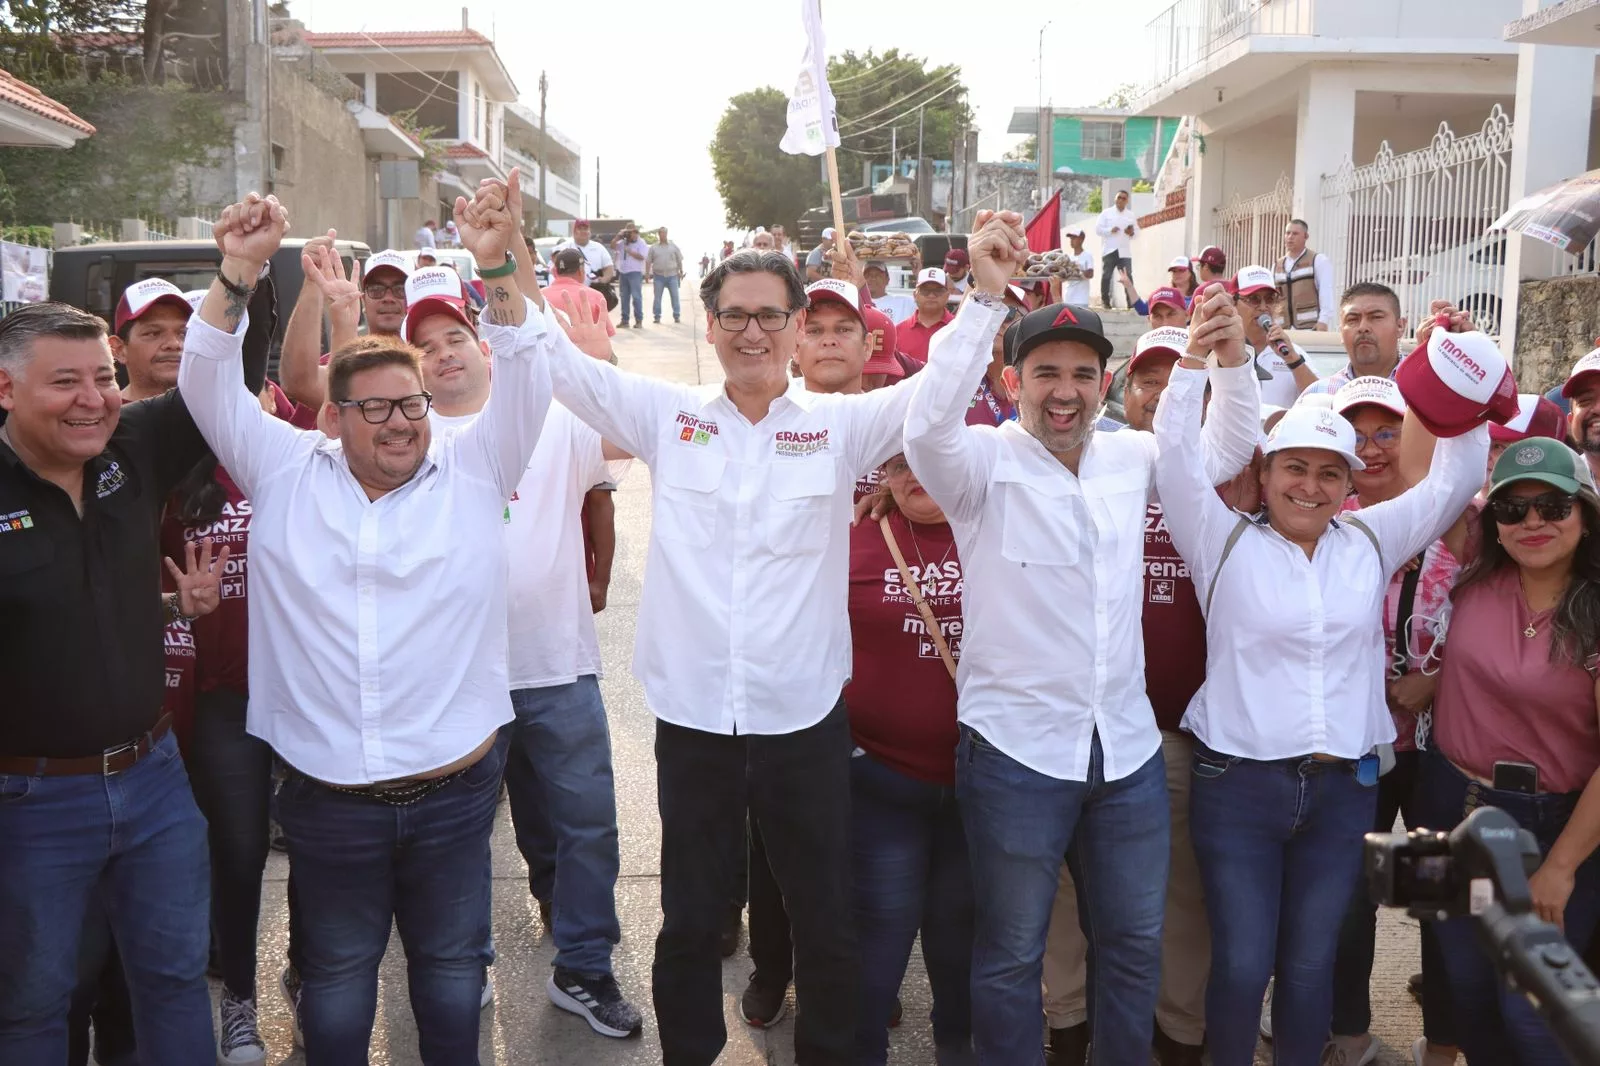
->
xmin=855 ymin=215 xmax=936 ymax=235
xmin=50 ymin=238 xmax=371 ymax=380
xmin=1361 ymin=233 xmax=1505 ymax=334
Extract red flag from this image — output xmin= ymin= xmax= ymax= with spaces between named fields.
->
xmin=1025 ymin=188 xmax=1062 ymax=253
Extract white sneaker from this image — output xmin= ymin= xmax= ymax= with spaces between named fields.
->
xmin=279 ymin=967 xmax=304 ymax=1049
xmin=1259 ymin=978 xmax=1273 ymax=1042
xmin=481 ymin=972 xmax=495 ymax=1010
xmin=217 ymin=990 xmax=266 ymax=1065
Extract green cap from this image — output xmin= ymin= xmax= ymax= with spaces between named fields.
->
xmin=1488 ymin=437 xmax=1584 ymax=499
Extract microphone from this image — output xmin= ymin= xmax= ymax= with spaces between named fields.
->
xmin=1257 ymin=314 xmax=1294 ymax=360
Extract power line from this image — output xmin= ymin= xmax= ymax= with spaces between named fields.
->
xmin=838 ymin=69 xmax=959 ymax=130
xmin=839 ymin=80 xmax=963 ymax=140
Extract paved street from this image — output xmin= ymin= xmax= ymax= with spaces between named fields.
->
xmin=242 ymin=286 xmax=1429 ymax=1065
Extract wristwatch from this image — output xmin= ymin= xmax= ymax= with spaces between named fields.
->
xmin=968 ymin=291 xmax=1005 ymax=313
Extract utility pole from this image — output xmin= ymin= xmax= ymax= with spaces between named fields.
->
xmin=596 ymin=156 xmax=602 ymax=218
xmin=536 ymin=70 xmax=548 ymax=238
xmin=1038 ymin=20 xmax=1053 ymax=193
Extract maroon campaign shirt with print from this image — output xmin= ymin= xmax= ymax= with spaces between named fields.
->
xmin=161 ymin=383 xmax=318 ymax=698
xmin=1142 ymin=500 xmax=1207 ymax=732
xmin=844 ymin=511 xmax=963 ymax=785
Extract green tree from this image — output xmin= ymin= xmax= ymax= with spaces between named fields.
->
xmin=829 ymin=49 xmax=971 ymax=181
xmin=1096 ymin=82 xmax=1141 ymax=110
xmin=709 ymin=87 xmax=823 ymax=235
xmin=1004 ymin=135 xmax=1036 ymax=163
xmin=0 ymin=71 xmax=230 ymax=221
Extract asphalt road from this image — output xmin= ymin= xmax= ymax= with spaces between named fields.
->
xmin=239 ymin=289 xmax=1429 ymax=1065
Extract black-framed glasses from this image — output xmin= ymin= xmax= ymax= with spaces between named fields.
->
xmin=362 ymin=282 xmax=408 ymax=301
xmin=336 ymin=393 xmax=433 ymax=424
xmin=1354 ymin=428 xmax=1401 ymax=451
xmin=1489 ymin=491 xmax=1576 ymax=526
xmin=713 ymin=309 xmax=793 ymax=332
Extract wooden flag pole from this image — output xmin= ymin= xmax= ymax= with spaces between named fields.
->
xmin=824 ymin=146 xmax=847 ymax=238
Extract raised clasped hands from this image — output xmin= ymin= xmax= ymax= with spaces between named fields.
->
xmin=968 ymin=209 xmax=1027 ymax=296
xmin=214 ymin=193 xmax=288 ymax=270
xmin=1186 ymin=282 xmax=1246 ymax=368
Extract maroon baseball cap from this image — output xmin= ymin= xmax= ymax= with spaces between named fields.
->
xmin=805 ymin=279 xmax=867 ymax=329
xmin=115 ymin=279 xmax=193 ymax=334
xmin=861 ymin=307 xmax=903 ymax=379
xmin=1148 ymin=287 xmax=1189 ymax=313
xmin=943 ymin=249 xmax=969 ymax=268
xmin=1490 ymin=394 xmax=1567 ymax=443
xmin=1196 ymin=246 xmax=1226 ymax=269
xmin=1394 ymin=328 xmax=1518 ymax=437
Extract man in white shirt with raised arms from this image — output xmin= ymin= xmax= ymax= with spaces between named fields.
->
xmin=177 ymin=186 xmax=551 ymax=1063
xmin=903 ymin=230 xmax=1261 ymax=1065
xmin=537 ymin=242 xmax=929 ymax=1066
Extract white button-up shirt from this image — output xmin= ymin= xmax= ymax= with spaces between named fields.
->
xmin=177 ymin=300 xmax=553 ymax=784
xmin=903 ymin=301 xmax=1261 ymax=781
xmin=1095 ymin=206 xmax=1139 ymax=258
xmin=1152 ymin=366 xmax=1487 ymax=760
xmin=545 ymin=325 xmax=915 ymax=735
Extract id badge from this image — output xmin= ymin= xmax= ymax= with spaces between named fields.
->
xmin=1356 ymin=754 xmax=1380 ymax=787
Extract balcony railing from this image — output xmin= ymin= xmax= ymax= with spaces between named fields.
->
xmin=502 ymin=147 xmax=583 ymax=216
xmin=1144 ymin=0 xmax=1314 ymax=94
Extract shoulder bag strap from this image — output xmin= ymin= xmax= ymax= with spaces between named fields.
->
xmin=1391 ymin=556 xmax=1425 ymax=676
xmin=1343 ymin=515 xmax=1381 ymax=557
xmin=1203 ymin=515 xmax=1254 ymax=617
xmin=880 ymin=516 xmax=958 ymax=681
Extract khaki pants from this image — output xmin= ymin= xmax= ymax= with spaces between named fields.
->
xmin=1042 ymin=730 xmax=1210 ymax=1045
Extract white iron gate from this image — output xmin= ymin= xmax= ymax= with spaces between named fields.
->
xmin=1319 ymin=106 xmax=1514 ymax=336
xmin=1213 ymin=174 xmax=1292 ymax=276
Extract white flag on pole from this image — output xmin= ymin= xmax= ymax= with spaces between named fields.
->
xmin=778 ymin=0 xmax=839 ymax=156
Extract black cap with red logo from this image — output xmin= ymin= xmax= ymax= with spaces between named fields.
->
xmin=1007 ymin=302 xmax=1114 ymax=367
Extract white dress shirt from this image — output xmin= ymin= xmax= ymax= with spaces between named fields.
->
xmin=434 ymin=402 xmax=624 ymax=690
xmin=177 ymin=299 xmax=553 ymax=784
xmin=903 ymin=301 xmax=1262 ymax=782
xmin=1153 ymin=366 xmax=1488 ymax=760
xmin=1095 ymin=207 xmax=1139 ymax=258
xmin=1246 ymin=340 xmax=1310 ymax=408
xmin=555 ymin=238 xmax=614 ymax=282
xmin=545 ymin=325 xmax=917 ymax=735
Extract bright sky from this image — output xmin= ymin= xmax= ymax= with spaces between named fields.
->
xmin=303 ymin=0 xmax=1171 ymax=257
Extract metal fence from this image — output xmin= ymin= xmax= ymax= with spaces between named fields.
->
xmin=1213 ymin=173 xmax=1293 ymax=274
xmin=1319 ymin=105 xmax=1515 ymax=336
xmin=1144 ymin=0 xmax=1314 ymax=94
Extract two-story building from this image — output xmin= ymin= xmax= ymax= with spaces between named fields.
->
xmin=1124 ymin=0 xmax=1600 ymax=351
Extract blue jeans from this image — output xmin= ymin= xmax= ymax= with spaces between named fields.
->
xmin=652 ymin=275 xmax=681 ymax=321
xmin=1188 ymin=743 xmax=1378 ymax=1066
xmin=852 ymin=750 xmax=972 ymax=1064
xmin=505 ymin=678 xmax=622 ymax=975
xmin=958 ymin=727 xmax=1169 ymax=1066
xmin=618 ymin=271 xmax=644 ymax=324
xmin=276 ymin=733 xmax=507 ymax=1066
xmin=0 ymin=730 xmax=213 ymax=1066
xmin=1414 ymin=750 xmax=1600 ymax=1066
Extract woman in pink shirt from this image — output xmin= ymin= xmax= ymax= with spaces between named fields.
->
xmin=1418 ymin=438 xmax=1600 ymax=1066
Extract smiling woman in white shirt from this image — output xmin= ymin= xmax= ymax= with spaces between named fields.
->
xmin=1152 ymin=359 xmax=1489 ymax=1066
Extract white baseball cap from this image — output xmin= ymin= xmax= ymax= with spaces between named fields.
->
xmin=1168 ymin=256 xmax=1193 ymax=272
xmin=1064 ymin=224 xmax=1086 ymax=238
xmin=804 ymin=278 xmax=865 ymax=328
xmin=1333 ymin=376 xmax=1406 ymax=419
xmin=114 ymin=278 xmax=193 ymax=334
xmin=916 ymin=267 xmax=948 ymax=289
xmin=1128 ymin=327 xmax=1190 ymax=375
xmin=1562 ymin=345 xmax=1600 ymax=398
xmin=1263 ymin=403 xmax=1366 ymax=470
xmin=821 ymin=227 xmax=837 ymax=240
xmin=364 ymin=248 xmax=410 ymax=281
xmin=1234 ymin=265 xmax=1277 ymax=295
xmin=182 ymin=290 xmax=208 ymax=313
xmin=402 ymin=266 xmax=473 ymax=342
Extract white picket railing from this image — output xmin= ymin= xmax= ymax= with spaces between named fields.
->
xmin=1319 ymin=105 xmax=1515 ymax=336
xmin=1213 ymin=173 xmax=1293 ymax=274
xmin=1144 ymin=0 xmax=1314 ymax=95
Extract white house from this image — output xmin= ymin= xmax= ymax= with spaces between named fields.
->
xmin=0 ymin=69 xmax=95 ymax=148
xmin=1126 ymin=0 xmax=1598 ymax=351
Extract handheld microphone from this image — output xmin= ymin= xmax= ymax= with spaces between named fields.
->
xmin=1257 ymin=314 xmax=1294 ymax=361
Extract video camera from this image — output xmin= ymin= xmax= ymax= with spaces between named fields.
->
xmin=1366 ymin=806 xmax=1600 ymax=1065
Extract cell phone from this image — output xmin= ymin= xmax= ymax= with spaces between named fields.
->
xmin=1492 ymin=761 xmax=1540 ymax=795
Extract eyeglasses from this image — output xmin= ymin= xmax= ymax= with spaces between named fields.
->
xmin=712 ymin=309 xmax=794 ymax=332
xmin=883 ymin=458 xmax=912 ymax=477
xmin=1489 ymin=491 xmax=1577 ymax=526
xmin=1354 ymin=428 xmax=1401 ymax=451
xmin=362 ymin=282 xmax=408 ymax=301
xmin=335 ymin=392 xmax=433 ymax=424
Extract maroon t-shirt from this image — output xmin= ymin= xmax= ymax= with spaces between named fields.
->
xmin=161 ymin=384 xmax=317 ymax=697
xmin=844 ymin=512 xmax=963 ymax=785
xmin=1142 ymin=500 xmax=1207 ymax=732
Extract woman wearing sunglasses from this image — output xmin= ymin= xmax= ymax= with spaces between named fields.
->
xmin=1417 ymin=439 xmax=1600 ymax=1066
xmin=1324 ymin=376 xmax=1461 ymax=1066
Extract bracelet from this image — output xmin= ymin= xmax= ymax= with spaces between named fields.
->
xmin=477 ymin=253 xmax=517 ymax=279
xmin=164 ymin=595 xmax=194 ymax=626
xmin=1284 ymin=355 xmax=1306 ymax=371
xmin=216 ymin=268 xmax=255 ymax=300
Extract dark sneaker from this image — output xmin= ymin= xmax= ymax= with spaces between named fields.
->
xmin=218 ymin=989 xmax=266 ymax=1064
xmin=739 ymin=972 xmax=787 ymax=1028
xmin=718 ymin=907 xmax=742 ymax=958
xmin=889 ymin=994 xmax=902 ymax=1027
xmin=547 ymin=968 xmax=642 ymax=1038
xmin=279 ymin=966 xmax=303 ymax=1048
xmin=1046 ymin=1022 xmax=1089 ymax=1066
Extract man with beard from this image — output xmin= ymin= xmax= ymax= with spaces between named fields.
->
xmin=1560 ymin=346 xmax=1600 ymax=484
xmin=177 ymin=186 xmax=552 ymax=1062
xmin=1300 ymin=282 xmax=1407 ymax=397
xmin=903 ymin=272 xmax=1260 ymax=1066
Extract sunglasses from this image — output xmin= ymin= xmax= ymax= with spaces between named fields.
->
xmin=1489 ymin=491 xmax=1577 ymax=526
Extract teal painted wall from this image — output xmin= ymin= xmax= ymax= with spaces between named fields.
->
xmin=1050 ymin=115 xmax=1177 ymax=180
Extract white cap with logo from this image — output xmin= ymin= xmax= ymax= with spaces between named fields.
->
xmin=804 ymin=278 xmax=865 ymax=327
xmin=1128 ymin=327 xmax=1190 ymax=374
xmin=401 ymin=267 xmax=472 ymax=342
xmin=1262 ymin=403 xmax=1366 ymax=470
xmin=364 ymin=249 xmax=411 ymax=280
xmin=916 ymin=267 xmax=948 ymax=288
xmin=1333 ymin=375 xmax=1407 ymax=418
xmin=1234 ymin=265 xmax=1277 ymax=295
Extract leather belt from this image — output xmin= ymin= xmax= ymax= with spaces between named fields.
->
xmin=0 ymin=714 xmax=173 ymax=777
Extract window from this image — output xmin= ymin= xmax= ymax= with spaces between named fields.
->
xmin=1081 ymin=121 xmax=1125 ymax=161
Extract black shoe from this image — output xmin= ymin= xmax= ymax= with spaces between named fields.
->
xmin=888 ymin=995 xmax=902 ymax=1028
xmin=1046 ymin=1023 xmax=1089 ymax=1066
xmin=1153 ymin=1024 xmax=1204 ymax=1066
xmin=718 ymin=908 xmax=742 ymax=958
xmin=739 ymin=972 xmax=787 ymax=1028
xmin=1408 ymin=971 xmax=1424 ymax=1004
xmin=547 ymin=968 xmax=643 ymax=1038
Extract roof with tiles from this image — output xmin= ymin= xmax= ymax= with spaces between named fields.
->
xmin=0 ymin=69 xmax=95 ymax=136
xmin=300 ymin=29 xmax=495 ymax=49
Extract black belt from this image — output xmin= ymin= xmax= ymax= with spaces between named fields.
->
xmin=0 ymin=715 xmax=173 ymax=777
xmin=307 ymin=765 xmax=471 ymax=807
